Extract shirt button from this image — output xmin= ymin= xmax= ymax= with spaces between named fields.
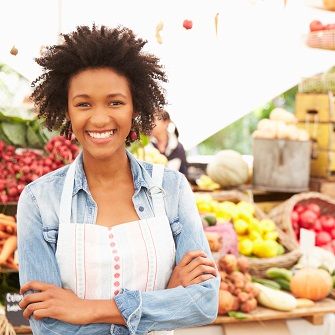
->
xmin=139 ymin=206 xmax=144 ymax=212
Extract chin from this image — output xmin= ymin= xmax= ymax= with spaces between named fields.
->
xmin=83 ymin=145 xmax=126 ymax=161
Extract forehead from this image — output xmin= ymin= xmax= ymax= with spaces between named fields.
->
xmin=68 ymin=67 xmax=131 ymax=96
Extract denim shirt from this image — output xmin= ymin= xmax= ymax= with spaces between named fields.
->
xmin=17 ymin=150 xmax=219 ymax=335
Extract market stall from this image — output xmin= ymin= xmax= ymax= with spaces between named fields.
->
xmin=1 ymin=0 xmax=335 ymax=334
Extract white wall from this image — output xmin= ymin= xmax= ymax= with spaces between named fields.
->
xmin=0 ymin=0 xmax=334 ymax=148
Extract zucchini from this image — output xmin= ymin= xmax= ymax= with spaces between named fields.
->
xmin=273 ymin=278 xmax=291 ymax=291
xmin=252 ymin=277 xmax=281 ymax=290
xmin=266 ymin=267 xmax=293 ymax=281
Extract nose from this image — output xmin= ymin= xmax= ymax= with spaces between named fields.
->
xmin=90 ymin=105 xmax=111 ymax=127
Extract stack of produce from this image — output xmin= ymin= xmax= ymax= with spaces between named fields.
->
xmin=0 ymin=214 xmax=18 ymax=271
xmin=195 ymin=175 xmax=220 ymax=191
xmin=255 ymin=265 xmax=334 ymax=307
xmin=0 ymin=136 xmax=80 ymax=203
xmin=218 ymin=254 xmax=259 ymax=315
xmin=252 ymin=108 xmax=309 ymax=141
xmin=291 ymin=201 xmax=335 ymax=253
xmin=196 ymin=194 xmax=286 ymax=258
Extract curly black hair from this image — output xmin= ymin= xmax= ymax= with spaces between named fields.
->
xmin=31 ymin=24 xmax=167 ymax=138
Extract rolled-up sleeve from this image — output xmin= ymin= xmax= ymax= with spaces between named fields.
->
xmin=17 ymin=186 xmax=112 ymax=335
xmin=114 ymin=174 xmax=220 ymax=334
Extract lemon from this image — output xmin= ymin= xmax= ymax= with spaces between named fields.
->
xmin=259 ymin=240 xmax=279 ymax=258
xmin=233 ymin=219 xmax=249 ymax=235
xmin=252 ymin=239 xmax=264 ymax=256
xmin=237 ymin=201 xmax=255 ymax=215
xmin=238 ymin=239 xmax=253 ymax=256
xmin=264 ymin=231 xmax=279 ymax=241
xmin=249 ymin=230 xmax=262 ymax=241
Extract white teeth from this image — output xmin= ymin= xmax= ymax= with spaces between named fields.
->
xmin=87 ymin=130 xmax=115 ymax=139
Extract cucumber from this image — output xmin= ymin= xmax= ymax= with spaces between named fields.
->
xmin=252 ymin=277 xmax=281 ymax=290
xmin=266 ymin=267 xmax=293 ymax=281
xmin=273 ymin=278 xmax=291 ymax=291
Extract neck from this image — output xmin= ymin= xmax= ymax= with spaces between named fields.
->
xmin=155 ymin=132 xmax=168 ymax=145
xmin=82 ymin=148 xmax=131 ymax=187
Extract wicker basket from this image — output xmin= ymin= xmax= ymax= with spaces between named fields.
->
xmin=306 ymin=29 xmax=335 ymax=50
xmin=204 ymin=190 xmax=301 ymax=276
xmin=269 ymin=192 xmax=335 ymax=244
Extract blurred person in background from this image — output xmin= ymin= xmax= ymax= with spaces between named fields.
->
xmin=151 ymin=110 xmax=188 ymax=177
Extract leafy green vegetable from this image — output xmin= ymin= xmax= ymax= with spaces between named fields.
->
xmin=1 ymin=122 xmax=27 ymax=147
xmin=26 ymin=125 xmax=43 ymax=148
xmin=227 ymin=311 xmax=249 ymax=319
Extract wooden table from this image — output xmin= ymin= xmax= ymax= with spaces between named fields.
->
xmin=214 ymin=298 xmax=335 ymax=326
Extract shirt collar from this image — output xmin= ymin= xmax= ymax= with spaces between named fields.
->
xmin=72 ymin=150 xmax=151 ymax=196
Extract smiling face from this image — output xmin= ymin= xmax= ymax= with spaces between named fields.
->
xmin=67 ymin=67 xmax=134 ymax=161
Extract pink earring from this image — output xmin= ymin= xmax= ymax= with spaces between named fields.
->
xmin=129 ymin=130 xmax=138 ymax=141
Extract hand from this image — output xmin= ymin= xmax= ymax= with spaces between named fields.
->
xmin=19 ymin=281 xmax=92 ymax=324
xmin=167 ymin=250 xmax=218 ymax=289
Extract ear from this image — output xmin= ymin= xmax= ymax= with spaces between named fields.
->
xmin=132 ymin=111 xmax=139 ymax=119
xmin=65 ymin=111 xmax=70 ymax=121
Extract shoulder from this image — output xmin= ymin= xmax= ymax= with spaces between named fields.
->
xmin=22 ymin=164 xmax=70 ymax=200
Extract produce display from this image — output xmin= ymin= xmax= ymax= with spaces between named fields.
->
xmin=252 ymin=108 xmax=309 ymax=141
xmin=291 ymin=201 xmax=335 ymax=253
xmin=0 ymin=214 xmax=18 ymax=271
xmin=197 ymin=194 xmax=286 ymax=258
xmin=250 ymin=265 xmax=335 ymax=314
xmin=0 ymin=136 xmax=80 ymax=203
xmin=218 ymin=254 xmax=259 ymax=315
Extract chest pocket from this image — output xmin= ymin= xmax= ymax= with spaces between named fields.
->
xmin=170 ymin=218 xmax=182 ymax=237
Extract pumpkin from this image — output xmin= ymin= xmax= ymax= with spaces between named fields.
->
xmin=290 ymin=268 xmax=333 ymax=301
xmin=206 ymin=150 xmax=249 ymax=187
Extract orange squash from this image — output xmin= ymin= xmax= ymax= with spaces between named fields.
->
xmin=290 ymin=268 xmax=333 ymax=301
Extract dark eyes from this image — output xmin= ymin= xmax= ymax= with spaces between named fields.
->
xmin=75 ymin=101 xmax=124 ymax=108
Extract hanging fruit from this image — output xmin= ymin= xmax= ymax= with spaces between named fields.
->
xmin=215 ymin=13 xmax=219 ymax=36
xmin=10 ymin=46 xmax=18 ymax=56
xmin=183 ymin=19 xmax=193 ymax=30
xmin=155 ymin=21 xmax=164 ymax=44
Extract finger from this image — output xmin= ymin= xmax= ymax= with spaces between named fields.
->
xmin=185 ymin=256 xmax=216 ymax=273
xmin=189 ymin=274 xmax=216 ymax=285
xmin=19 ymin=291 xmax=49 ymax=310
xmin=178 ymin=250 xmax=207 ymax=267
xmin=189 ymin=265 xmax=218 ymax=280
xmin=20 ymin=281 xmax=55 ymax=295
xmin=22 ymin=301 xmax=49 ymax=319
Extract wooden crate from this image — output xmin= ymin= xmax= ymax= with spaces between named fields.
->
xmin=295 ymin=93 xmax=335 ymax=122
xmin=252 ymin=138 xmax=311 ymax=192
xmin=310 ymin=177 xmax=335 ymax=198
xmin=311 ymin=149 xmax=335 ymax=179
xmin=297 ymin=122 xmax=335 ymax=151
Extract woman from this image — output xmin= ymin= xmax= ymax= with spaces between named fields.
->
xmin=17 ymin=25 xmax=219 ymax=335
xmin=151 ymin=111 xmax=188 ymax=177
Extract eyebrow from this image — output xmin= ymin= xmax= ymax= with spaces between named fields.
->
xmin=72 ymin=93 xmax=127 ymax=100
